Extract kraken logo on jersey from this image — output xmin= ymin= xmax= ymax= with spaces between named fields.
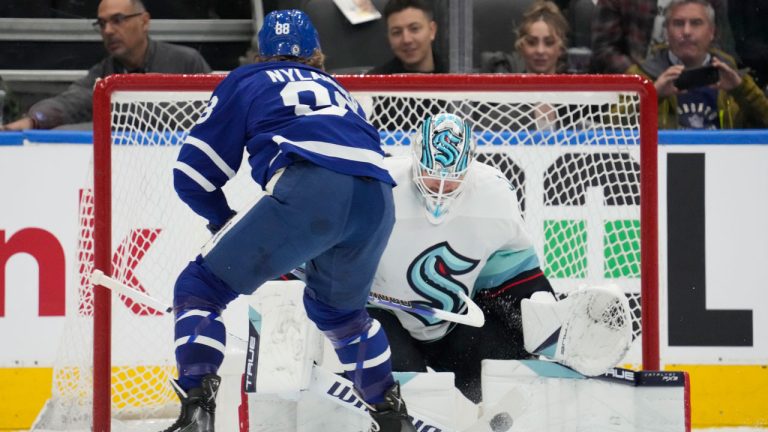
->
xmin=406 ymin=242 xmax=479 ymax=326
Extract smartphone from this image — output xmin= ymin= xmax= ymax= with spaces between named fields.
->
xmin=673 ymin=65 xmax=719 ymax=90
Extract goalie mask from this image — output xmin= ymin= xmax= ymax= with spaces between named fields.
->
xmin=412 ymin=113 xmax=476 ymax=224
xmin=258 ymin=9 xmax=321 ymax=59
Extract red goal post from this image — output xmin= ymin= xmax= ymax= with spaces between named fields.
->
xmin=84 ymin=73 xmax=658 ymax=431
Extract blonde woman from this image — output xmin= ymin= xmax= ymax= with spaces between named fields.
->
xmin=480 ymin=2 xmax=576 ymax=130
xmin=515 ymin=1 xmax=570 ymax=74
xmin=482 ymin=1 xmax=569 ymax=74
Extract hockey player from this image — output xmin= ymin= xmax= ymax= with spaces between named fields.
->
xmin=368 ymin=113 xmax=556 ymax=403
xmin=165 ymin=9 xmax=415 ymax=432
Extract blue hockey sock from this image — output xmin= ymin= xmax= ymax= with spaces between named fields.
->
xmin=174 ymin=308 xmax=226 ymax=390
xmin=304 ymin=294 xmax=395 ymax=404
xmin=172 ymin=256 xmax=238 ymax=390
xmin=333 ymin=317 xmax=395 ymax=404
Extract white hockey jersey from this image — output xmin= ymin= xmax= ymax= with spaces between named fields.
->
xmin=372 ymin=156 xmax=541 ymax=341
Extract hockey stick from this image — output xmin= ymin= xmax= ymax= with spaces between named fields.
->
xmin=288 ymin=267 xmax=486 ymax=328
xmin=368 ymin=290 xmax=485 ymax=328
xmin=93 ymin=268 xmax=485 ymax=328
xmin=90 ymin=269 xmax=173 ymax=314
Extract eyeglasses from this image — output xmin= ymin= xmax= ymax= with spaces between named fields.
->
xmin=92 ymin=12 xmax=144 ymax=31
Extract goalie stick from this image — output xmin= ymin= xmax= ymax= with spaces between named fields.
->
xmin=368 ymin=290 xmax=485 ymax=327
xmin=287 ymin=267 xmax=486 ymax=327
xmin=92 ymin=269 xmax=485 ymax=327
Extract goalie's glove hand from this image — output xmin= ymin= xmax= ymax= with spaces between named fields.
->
xmin=206 ymin=209 xmax=237 ymax=235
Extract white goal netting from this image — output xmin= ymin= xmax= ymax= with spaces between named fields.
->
xmin=33 ymin=73 xmax=657 ymax=431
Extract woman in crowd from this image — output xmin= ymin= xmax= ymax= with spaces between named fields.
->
xmin=481 ymin=1 xmax=576 ymax=130
xmin=482 ymin=1 xmax=569 ymax=74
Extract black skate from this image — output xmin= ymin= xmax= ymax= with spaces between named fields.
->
xmin=161 ymin=374 xmax=220 ymax=432
xmin=368 ymin=382 xmax=417 ymax=432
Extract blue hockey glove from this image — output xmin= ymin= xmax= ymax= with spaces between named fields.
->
xmin=206 ymin=209 xmax=236 ymax=235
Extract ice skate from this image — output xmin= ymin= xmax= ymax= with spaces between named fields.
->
xmin=161 ymin=374 xmax=220 ymax=432
xmin=368 ymin=382 xmax=417 ymax=432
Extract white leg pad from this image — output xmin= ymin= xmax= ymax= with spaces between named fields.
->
xmin=248 ymin=366 xmax=479 ymax=431
xmin=478 ymin=359 xmax=689 ymax=432
xmin=250 ymin=281 xmax=323 ymax=396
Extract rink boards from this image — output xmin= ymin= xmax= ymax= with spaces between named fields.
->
xmin=0 ymin=130 xmax=767 ymax=429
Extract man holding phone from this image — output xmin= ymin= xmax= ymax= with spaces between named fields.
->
xmin=626 ymin=0 xmax=768 ymax=129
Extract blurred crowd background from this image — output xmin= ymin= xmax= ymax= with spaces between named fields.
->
xmin=0 ymin=0 xmax=766 ymax=130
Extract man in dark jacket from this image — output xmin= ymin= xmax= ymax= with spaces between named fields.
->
xmin=591 ymin=0 xmax=734 ymax=74
xmin=626 ymin=0 xmax=768 ymax=129
xmin=0 ymin=0 xmax=210 ymax=131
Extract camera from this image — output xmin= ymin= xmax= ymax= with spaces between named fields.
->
xmin=673 ymin=65 xmax=719 ymax=90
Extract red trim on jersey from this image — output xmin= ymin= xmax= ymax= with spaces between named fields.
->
xmin=479 ymin=270 xmax=545 ymax=299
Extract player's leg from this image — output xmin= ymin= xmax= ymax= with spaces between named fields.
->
xmin=425 ymin=268 xmax=553 ymax=404
xmin=169 ymin=162 xmax=411 ymax=431
xmin=164 ymin=162 xmax=360 ymax=431
xmin=300 ymin=172 xmax=415 ymax=432
xmin=368 ymin=308 xmax=429 ymax=373
xmin=160 ymin=254 xmax=238 ymax=432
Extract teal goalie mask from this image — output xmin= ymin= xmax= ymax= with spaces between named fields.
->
xmin=412 ymin=113 xmax=476 ymax=224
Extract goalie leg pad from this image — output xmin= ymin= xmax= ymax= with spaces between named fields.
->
xmin=304 ymin=293 xmax=395 ymax=404
xmin=424 ymin=309 xmax=529 ymax=404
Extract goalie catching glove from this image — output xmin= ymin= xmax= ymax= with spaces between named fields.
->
xmin=521 ymin=284 xmax=633 ymax=376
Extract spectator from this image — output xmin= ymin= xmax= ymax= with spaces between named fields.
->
xmin=481 ymin=1 xmax=569 ymax=74
xmin=729 ymin=0 xmax=768 ymax=92
xmin=627 ymin=0 xmax=768 ymax=129
xmin=364 ymin=0 xmax=449 ymax=132
xmin=0 ymin=0 xmax=210 ymax=131
xmin=591 ymin=0 xmax=735 ymax=74
xmin=367 ymin=0 xmax=446 ymax=74
xmin=479 ymin=2 xmax=603 ymax=130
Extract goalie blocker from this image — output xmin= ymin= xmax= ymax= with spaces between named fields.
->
xmin=220 ymin=281 xmax=688 ymax=432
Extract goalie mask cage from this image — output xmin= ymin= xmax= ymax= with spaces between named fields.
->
xmin=36 ymin=73 xmax=658 ymax=431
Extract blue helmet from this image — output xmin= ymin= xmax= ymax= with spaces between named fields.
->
xmin=258 ymin=9 xmax=321 ymax=58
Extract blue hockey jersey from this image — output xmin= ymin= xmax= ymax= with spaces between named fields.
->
xmin=173 ymin=61 xmax=395 ymax=226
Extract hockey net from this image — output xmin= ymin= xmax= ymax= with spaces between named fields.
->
xmin=34 ymin=73 xmax=657 ymax=431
